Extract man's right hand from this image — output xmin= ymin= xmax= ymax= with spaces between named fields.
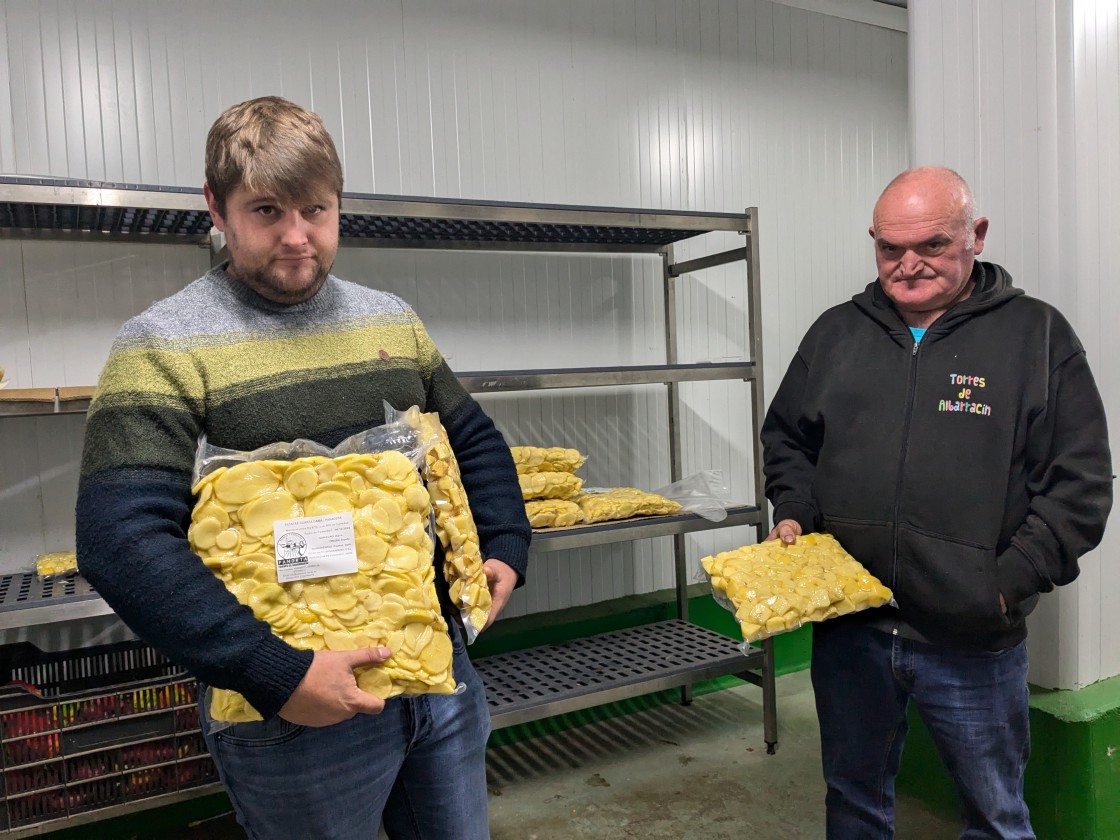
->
xmin=278 ymin=646 xmax=392 ymax=727
xmin=765 ymin=519 xmax=802 ymax=544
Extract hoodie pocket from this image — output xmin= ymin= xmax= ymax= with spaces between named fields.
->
xmin=895 ymin=526 xmax=1007 ymax=640
xmin=820 ymin=516 xmax=893 ymax=585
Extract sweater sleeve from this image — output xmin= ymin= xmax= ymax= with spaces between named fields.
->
xmin=995 ymin=350 xmax=1113 ymax=606
xmin=407 ymin=313 xmax=532 ymax=584
xmin=759 ymin=351 xmax=823 ymax=535
xmin=76 ymin=340 xmax=312 ymax=719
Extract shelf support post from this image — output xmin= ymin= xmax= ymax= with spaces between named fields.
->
xmin=745 ymin=208 xmax=768 ymax=542
xmin=663 ymin=244 xmax=693 ymax=706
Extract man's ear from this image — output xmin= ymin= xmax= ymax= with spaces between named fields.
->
xmin=972 ymin=217 xmax=989 ymax=255
xmin=203 ymin=183 xmax=226 ymax=232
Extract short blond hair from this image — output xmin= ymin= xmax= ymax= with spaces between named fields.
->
xmin=205 ymin=96 xmax=343 ymax=214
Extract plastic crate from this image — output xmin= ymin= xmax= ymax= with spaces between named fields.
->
xmin=0 ymin=641 xmax=219 ymax=832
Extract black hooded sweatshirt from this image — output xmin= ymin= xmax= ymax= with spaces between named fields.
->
xmin=761 ymin=261 xmax=1112 ymax=651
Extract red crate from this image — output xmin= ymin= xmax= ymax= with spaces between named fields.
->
xmin=4 ymin=761 xmax=63 ymax=796
xmin=0 ymin=641 xmax=219 ymax=833
xmin=174 ymin=705 xmax=200 ymax=732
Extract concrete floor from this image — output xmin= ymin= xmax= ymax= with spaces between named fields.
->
xmin=175 ymin=670 xmax=957 ymax=840
xmin=484 ymin=670 xmax=956 ymax=840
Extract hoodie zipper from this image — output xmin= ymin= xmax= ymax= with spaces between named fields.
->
xmin=889 ymin=337 xmax=923 ymax=604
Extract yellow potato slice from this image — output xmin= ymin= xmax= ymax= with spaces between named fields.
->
xmin=386 ymin=546 xmax=420 ymax=573
xmin=193 ymin=502 xmax=231 ymax=531
xmin=323 ymin=630 xmax=359 ymax=651
xmin=215 ymin=528 xmax=241 ymax=552
xmin=324 ymin=589 xmax=358 ymax=612
xmin=356 ymin=666 xmax=393 ymax=699
xmin=284 ymin=466 xmax=319 ymax=499
xmin=304 ymin=487 xmax=353 ymax=517
xmin=239 ymin=491 xmax=301 ymax=538
xmin=214 ymin=461 xmax=282 ymax=505
xmin=419 ymin=633 xmax=453 ymax=674
xmin=188 ymin=517 xmax=223 ymax=551
xmin=370 ymin=499 xmax=403 ymax=534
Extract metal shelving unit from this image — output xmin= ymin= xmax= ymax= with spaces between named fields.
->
xmin=1 ymin=177 xmax=775 ymax=834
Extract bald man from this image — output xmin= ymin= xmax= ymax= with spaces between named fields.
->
xmin=760 ymin=167 xmax=1112 ymax=839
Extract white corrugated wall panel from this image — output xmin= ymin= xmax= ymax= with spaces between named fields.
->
xmin=0 ymin=0 xmax=907 ymax=626
xmin=909 ymin=0 xmax=1120 ymax=689
xmin=1070 ymin=0 xmax=1120 ymax=685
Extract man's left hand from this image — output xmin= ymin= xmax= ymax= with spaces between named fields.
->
xmin=482 ymin=559 xmax=518 ymax=630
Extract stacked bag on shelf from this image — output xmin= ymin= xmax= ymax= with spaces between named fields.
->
xmin=513 ymin=446 xmax=587 ymax=527
xmin=511 ymin=445 xmax=682 ymax=527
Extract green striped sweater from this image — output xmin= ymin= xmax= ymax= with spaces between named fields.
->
xmin=77 ymin=268 xmax=529 ymax=718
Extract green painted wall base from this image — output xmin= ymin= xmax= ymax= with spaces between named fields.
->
xmin=898 ymin=672 xmax=1120 ymax=840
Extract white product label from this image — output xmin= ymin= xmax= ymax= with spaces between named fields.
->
xmin=273 ymin=512 xmax=359 ymax=583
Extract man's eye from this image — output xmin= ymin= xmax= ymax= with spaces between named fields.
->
xmin=921 ymin=243 xmax=946 ymax=256
xmin=881 ymin=245 xmax=900 ymax=257
xmin=255 ymin=206 xmax=276 ymax=217
xmin=304 ymin=205 xmax=324 ymax=216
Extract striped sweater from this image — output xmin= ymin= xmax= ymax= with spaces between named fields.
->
xmin=76 ymin=268 xmax=530 ymax=718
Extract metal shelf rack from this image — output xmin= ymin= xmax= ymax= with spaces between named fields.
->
xmin=1 ymin=177 xmax=774 ymax=834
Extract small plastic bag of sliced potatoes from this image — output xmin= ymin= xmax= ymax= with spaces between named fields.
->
xmin=189 ymin=407 xmax=463 ymax=726
xmin=524 ymin=499 xmax=584 ymax=528
xmin=35 ymin=550 xmax=79 ymax=578
xmin=574 ymin=487 xmax=682 ymax=523
xmin=399 ymin=408 xmax=492 ymax=642
xmin=700 ymin=533 xmax=894 ymax=644
xmin=510 ymin=445 xmax=586 ymax=475
xmin=518 ymin=471 xmax=584 ymax=501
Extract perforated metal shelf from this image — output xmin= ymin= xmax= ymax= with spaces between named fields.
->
xmin=475 ymin=619 xmax=763 ymax=729
xmin=0 ymin=574 xmax=114 ymax=630
xmin=0 ymin=177 xmax=749 ymax=250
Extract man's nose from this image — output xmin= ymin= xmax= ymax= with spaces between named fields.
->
xmin=278 ymin=211 xmax=310 ymax=246
xmin=898 ymin=251 xmax=924 ymax=277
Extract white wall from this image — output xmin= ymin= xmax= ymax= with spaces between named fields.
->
xmin=909 ymin=0 xmax=1120 ymax=689
xmin=0 ymin=0 xmax=908 ymax=632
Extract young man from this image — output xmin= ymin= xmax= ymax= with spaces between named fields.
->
xmin=761 ymin=167 xmax=1112 ymax=838
xmin=77 ymin=96 xmax=530 ymax=839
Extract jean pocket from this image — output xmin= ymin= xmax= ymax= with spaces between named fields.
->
xmin=216 ymin=714 xmax=306 ymax=748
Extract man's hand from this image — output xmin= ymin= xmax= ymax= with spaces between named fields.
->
xmin=482 ymin=558 xmax=518 ymax=630
xmin=278 ymin=646 xmax=392 ymax=727
xmin=765 ymin=519 xmax=802 ymax=544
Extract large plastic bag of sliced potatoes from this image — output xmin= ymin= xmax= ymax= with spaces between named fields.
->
xmin=188 ymin=407 xmax=460 ymax=725
xmin=701 ymin=533 xmax=893 ymax=643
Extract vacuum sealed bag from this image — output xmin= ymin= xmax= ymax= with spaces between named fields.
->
xmin=414 ymin=411 xmax=492 ymax=640
xmin=701 ymin=533 xmax=894 ymax=643
xmin=188 ymin=408 xmax=460 ymax=724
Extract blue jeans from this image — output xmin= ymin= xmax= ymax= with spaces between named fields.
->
xmin=200 ymin=627 xmax=492 ymax=840
xmin=811 ymin=621 xmax=1033 ymax=840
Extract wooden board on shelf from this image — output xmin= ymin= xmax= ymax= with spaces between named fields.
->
xmin=0 ymin=387 xmax=56 ymax=403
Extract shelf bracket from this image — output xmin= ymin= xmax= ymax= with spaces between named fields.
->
xmin=667 ymin=246 xmax=748 ymax=277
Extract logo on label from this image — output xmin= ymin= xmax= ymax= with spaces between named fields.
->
xmin=276 ymin=532 xmax=309 ymax=568
xmin=937 ymin=372 xmax=992 ymax=417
